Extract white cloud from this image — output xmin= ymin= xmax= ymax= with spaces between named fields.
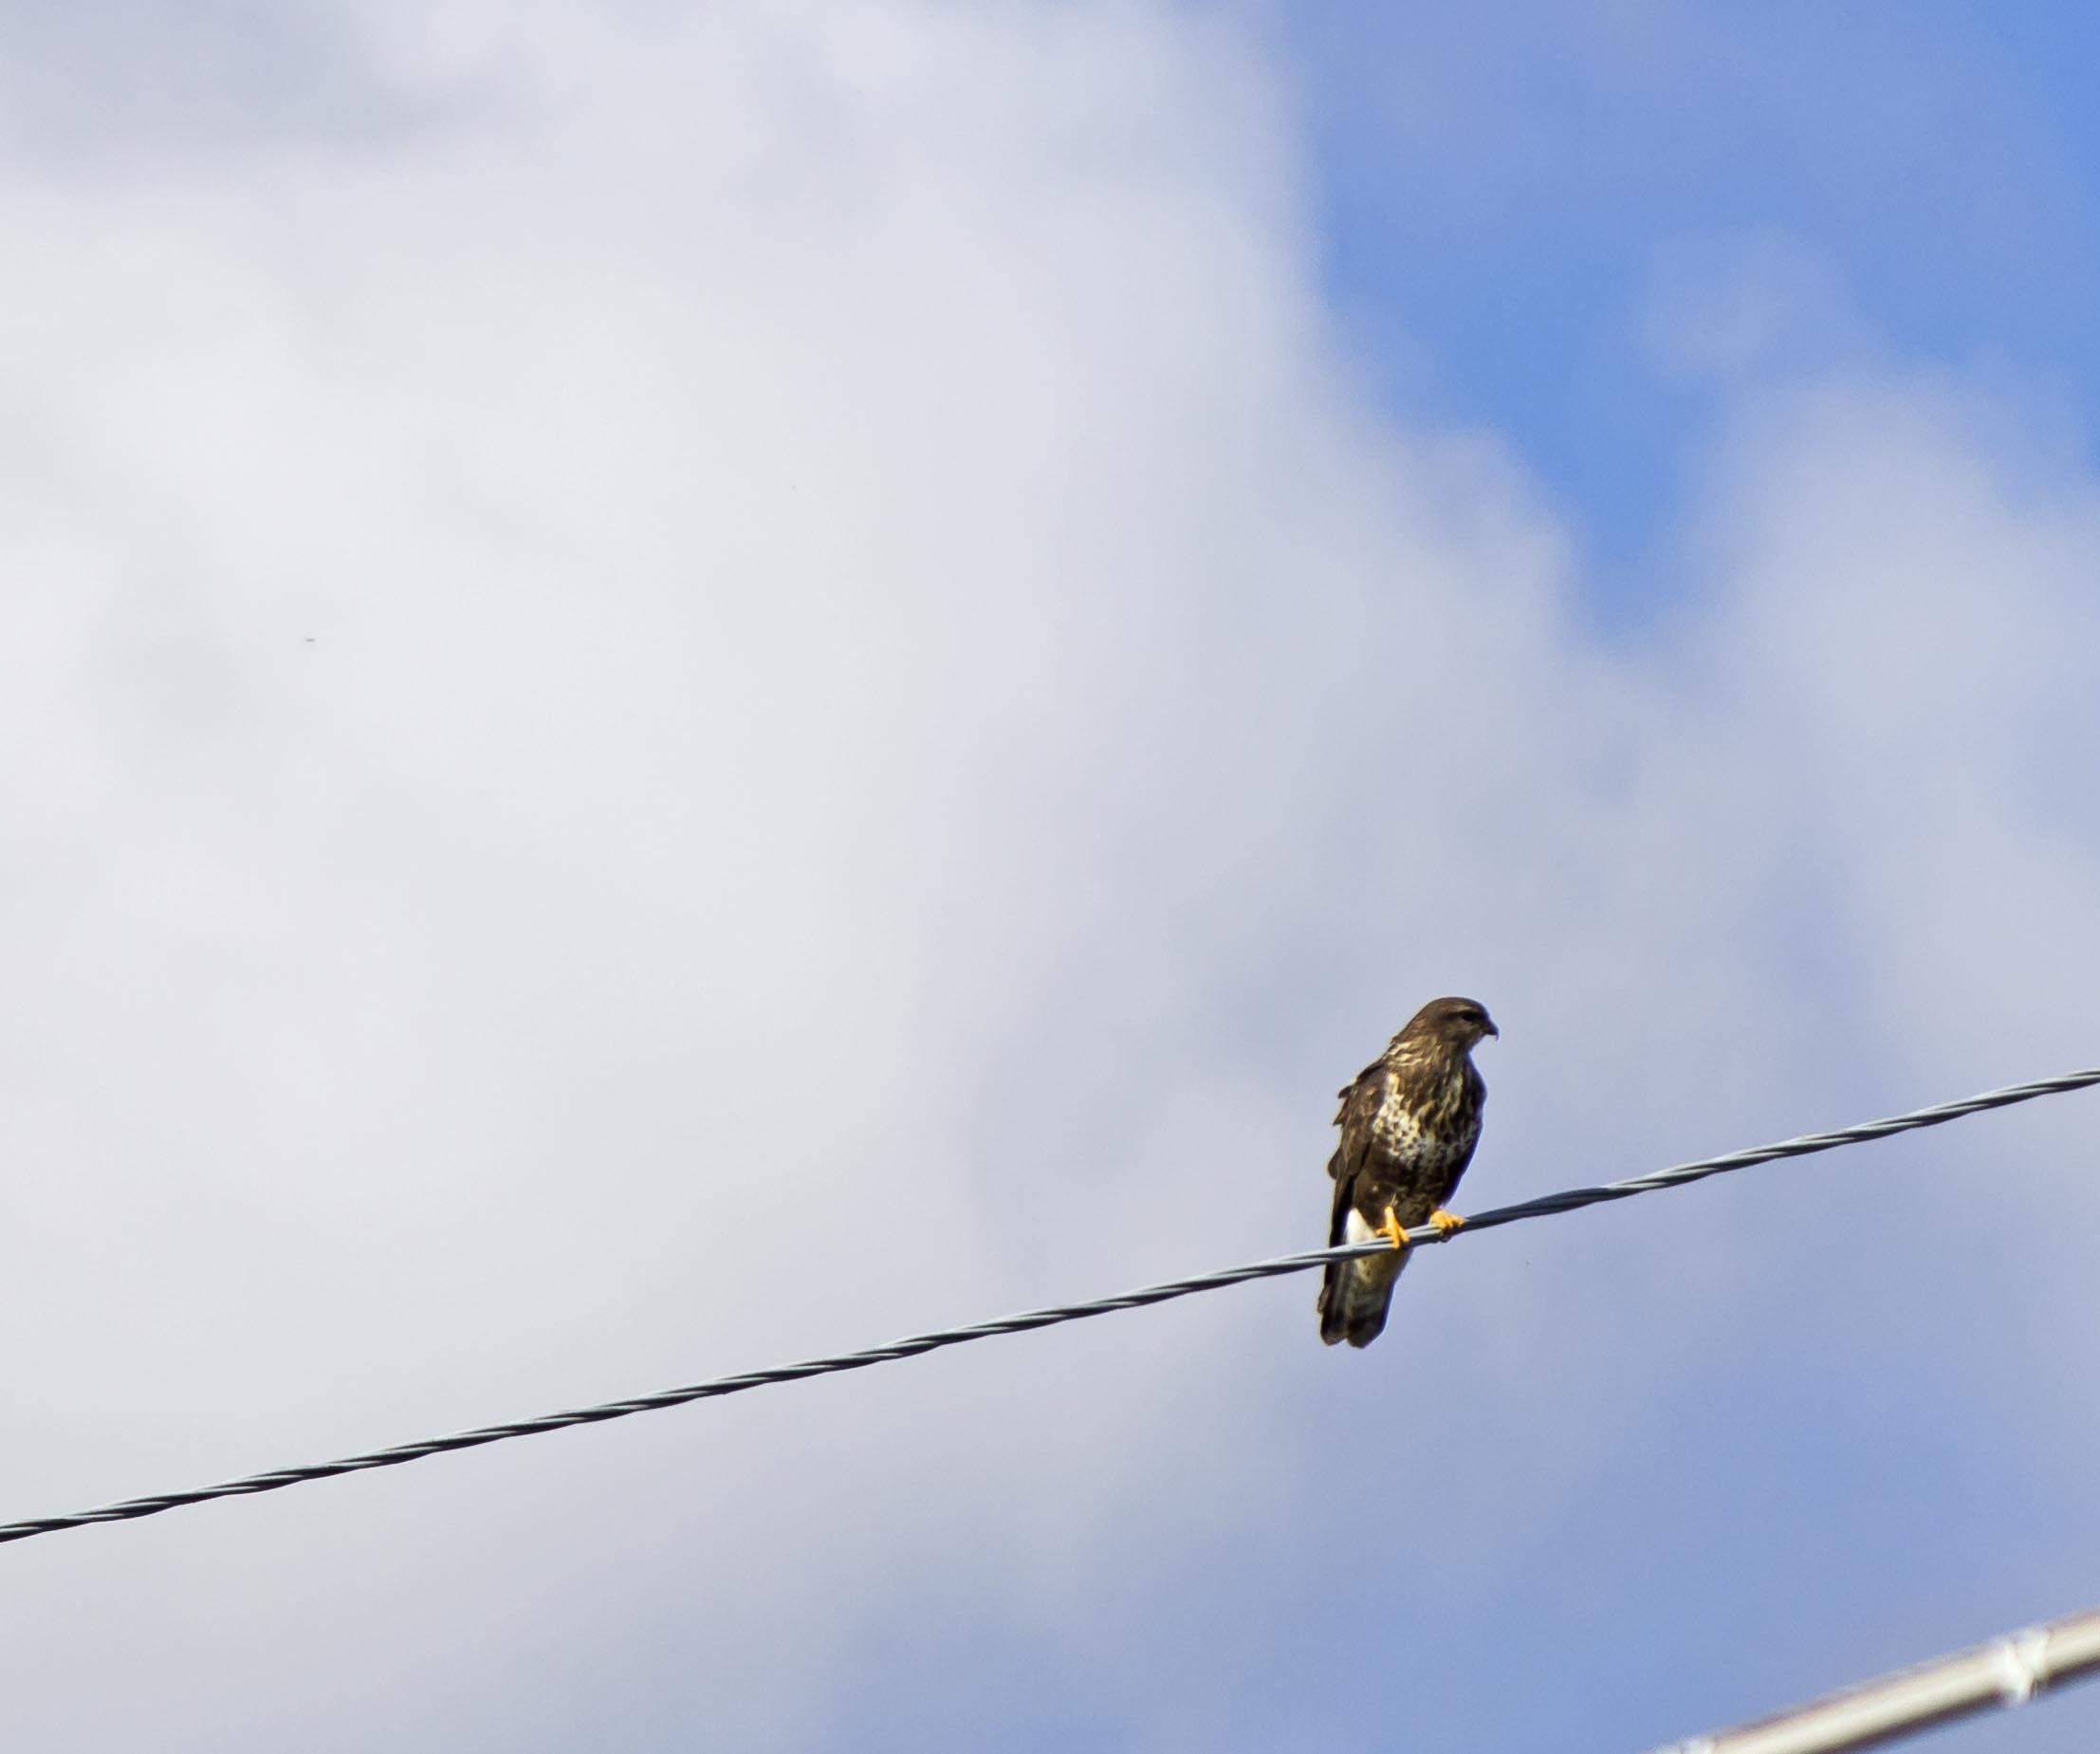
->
xmin=3 ymin=4 xmax=2099 ymax=1750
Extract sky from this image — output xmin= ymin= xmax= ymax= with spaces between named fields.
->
xmin=1 ymin=3 xmax=2097 ymax=1750
xmin=1295 ymin=1 xmax=2100 ymax=622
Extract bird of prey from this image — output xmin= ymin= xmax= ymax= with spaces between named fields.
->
xmin=1317 ymin=997 xmax=1497 ymax=1348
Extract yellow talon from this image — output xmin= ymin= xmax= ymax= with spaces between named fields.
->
xmin=1377 ymin=1207 xmax=1411 ymax=1250
xmin=1428 ymin=1208 xmax=1466 ymax=1236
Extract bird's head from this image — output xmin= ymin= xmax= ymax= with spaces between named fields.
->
xmin=1399 ymin=995 xmax=1499 ymax=1054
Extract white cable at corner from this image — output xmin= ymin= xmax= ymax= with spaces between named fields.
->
xmin=1645 ymin=1601 xmax=2100 ymax=1754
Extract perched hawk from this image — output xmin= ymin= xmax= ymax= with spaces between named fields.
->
xmin=1317 ymin=997 xmax=1497 ymax=1348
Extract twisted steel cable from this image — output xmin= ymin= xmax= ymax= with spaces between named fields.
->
xmin=2 ymin=1066 xmax=2094 ymax=1549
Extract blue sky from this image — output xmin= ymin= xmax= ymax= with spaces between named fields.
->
xmin=1292 ymin=1 xmax=2100 ymax=619
xmin=2 ymin=5 xmax=2098 ymax=1752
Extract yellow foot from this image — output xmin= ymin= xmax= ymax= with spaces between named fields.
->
xmin=1377 ymin=1207 xmax=1412 ymax=1250
xmin=1428 ymin=1208 xmax=1466 ymax=1236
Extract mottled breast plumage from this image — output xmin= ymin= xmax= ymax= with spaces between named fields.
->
xmin=1366 ymin=1060 xmax=1480 ymax=1172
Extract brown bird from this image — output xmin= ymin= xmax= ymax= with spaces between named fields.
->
xmin=1317 ymin=996 xmax=1496 ymax=1348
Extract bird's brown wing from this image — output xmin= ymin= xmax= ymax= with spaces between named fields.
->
xmin=1326 ymin=1062 xmax=1385 ymax=1171
xmin=1325 ymin=1063 xmax=1392 ymax=1244
xmin=1318 ymin=1062 xmax=1409 ymax=1346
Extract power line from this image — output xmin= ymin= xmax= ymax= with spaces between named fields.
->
xmin=1646 ymin=1601 xmax=2100 ymax=1754
xmin=2 ymin=1066 xmax=2094 ymax=1550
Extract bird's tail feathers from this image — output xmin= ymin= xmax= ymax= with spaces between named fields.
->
xmin=1316 ymin=1245 xmax=1406 ymax=1348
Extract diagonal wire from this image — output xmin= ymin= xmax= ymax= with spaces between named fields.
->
xmin=2 ymin=1066 xmax=2095 ymax=1550
xmin=1644 ymin=1599 xmax=2100 ymax=1754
